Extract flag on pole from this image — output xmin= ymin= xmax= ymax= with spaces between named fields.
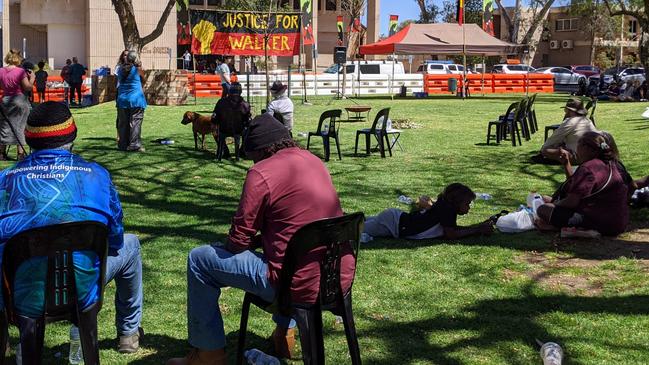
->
xmin=456 ymin=0 xmax=464 ymax=26
xmin=337 ymin=15 xmax=344 ymax=44
xmin=482 ymin=0 xmax=495 ymax=35
xmin=300 ymin=0 xmax=315 ymax=45
xmin=389 ymin=15 xmax=399 ymax=36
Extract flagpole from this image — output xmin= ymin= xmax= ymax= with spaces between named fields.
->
xmin=462 ymin=15 xmax=466 ymax=100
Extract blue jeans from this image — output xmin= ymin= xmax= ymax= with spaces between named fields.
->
xmin=187 ymin=244 xmax=294 ymax=350
xmin=106 ymin=233 xmax=143 ymax=336
xmin=221 ymin=83 xmax=230 ymax=98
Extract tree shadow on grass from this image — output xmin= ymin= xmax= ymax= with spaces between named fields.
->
xmin=358 ymin=290 xmax=649 ymax=364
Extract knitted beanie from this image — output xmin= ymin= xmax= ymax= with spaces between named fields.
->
xmin=25 ymin=101 xmax=77 ymax=150
xmin=244 ymin=114 xmax=290 ymax=152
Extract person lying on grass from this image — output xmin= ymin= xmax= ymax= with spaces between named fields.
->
xmin=363 ymin=183 xmax=494 ymax=240
xmin=535 ymin=131 xmax=634 ymax=236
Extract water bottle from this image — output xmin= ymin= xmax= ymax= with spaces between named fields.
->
xmin=476 ymin=193 xmax=492 ymax=200
xmin=15 ymin=343 xmax=21 ymax=365
xmin=322 ymin=123 xmax=329 ymax=136
xmin=69 ymin=325 xmax=83 ymax=364
xmin=526 ymin=192 xmax=544 ymax=215
xmin=539 ymin=342 xmax=563 ymax=365
xmin=159 ymin=139 xmax=175 ymax=145
xmin=397 ymin=195 xmax=413 ymax=205
xmin=244 ymin=348 xmax=280 ymax=365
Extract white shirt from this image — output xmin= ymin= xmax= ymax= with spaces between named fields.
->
xmin=266 ymin=95 xmax=294 ymax=130
xmin=183 ymin=52 xmax=191 ymax=62
xmin=216 ymin=63 xmax=230 ymax=84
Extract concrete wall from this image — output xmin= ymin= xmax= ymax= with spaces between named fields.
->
xmin=8 ymin=2 xmax=47 ymax=63
xmin=48 ymin=24 xmax=86 ymax=69
xmin=20 ymin=0 xmax=85 ymax=25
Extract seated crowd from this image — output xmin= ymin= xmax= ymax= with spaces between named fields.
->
xmin=0 ymin=76 xmax=646 ymax=365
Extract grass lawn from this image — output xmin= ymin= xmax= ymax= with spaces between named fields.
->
xmin=3 ymin=93 xmax=649 ymax=364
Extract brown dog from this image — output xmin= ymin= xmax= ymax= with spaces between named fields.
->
xmin=181 ymin=111 xmax=218 ymax=151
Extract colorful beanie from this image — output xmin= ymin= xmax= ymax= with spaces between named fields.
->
xmin=25 ymin=101 xmax=77 ymax=150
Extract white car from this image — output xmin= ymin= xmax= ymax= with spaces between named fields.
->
xmin=492 ymin=64 xmax=535 ymax=74
xmin=534 ymin=67 xmax=586 ymax=85
xmin=417 ymin=63 xmax=466 ymax=75
xmin=323 ymin=60 xmax=405 ymax=75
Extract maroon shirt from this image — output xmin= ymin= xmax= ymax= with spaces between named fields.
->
xmin=564 ymin=159 xmax=630 ymax=235
xmin=228 ymin=147 xmax=353 ymax=303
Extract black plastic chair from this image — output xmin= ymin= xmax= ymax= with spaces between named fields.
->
xmin=527 ymin=93 xmax=539 ymax=134
xmin=487 ymin=101 xmax=519 ymax=145
xmin=354 ymin=108 xmax=395 ymax=158
xmin=236 ymin=212 xmax=365 ymax=365
xmin=544 ymin=124 xmax=560 ymax=141
xmin=307 ymin=110 xmax=342 ymax=162
xmin=585 ymin=98 xmax=597 ymax=126
xmin=0 ymin=221 xmax=109 ymax=365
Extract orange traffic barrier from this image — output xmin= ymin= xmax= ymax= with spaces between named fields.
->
xmin=493 ymin=74 xmax=525 ymax=93
xmin=188 ymin=74 xmax=223 ymax=97
xmin=526 ymin=74 xmax=554 ymax=93
xmin=466 ymin=74 xmax=494 ymax=94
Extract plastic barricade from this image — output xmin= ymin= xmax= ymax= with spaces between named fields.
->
xmin=466 ymin=74 xmax=494 ymax=94
xmin=526 ymin=74 xmax=554 ymax=93
xmin=493 ymin=74 xmax=526 ymax=93
xmin=188 ymin=74 xmax=223 ymax=98
xmin=32 ymin=76 xmax=90 ymax=103
xmin=423 ymin=74 xmax=463 ymax=94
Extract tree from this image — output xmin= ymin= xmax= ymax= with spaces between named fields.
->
xmin=569 ymin=0 xmax=621 ymax=64
xmin=493 ymin=0 xmax=556 ymax=61
xmin=111 ymin=0 xmax=176 ymax=54
xmin=415 ymin=0 xmax=441 ymax=23
xmin=440 ymin=0 xmax=482 ymax=24
xmin=603 ymin=0 xmax=649 ymax=81
xmin=341 ymin=0 xmax=368 ymax=58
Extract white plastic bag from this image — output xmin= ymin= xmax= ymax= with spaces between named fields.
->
xmin=496 ymin=209 xmax=535 ymax=233
xmin=642 ymin=107 xmax=649 ymax=119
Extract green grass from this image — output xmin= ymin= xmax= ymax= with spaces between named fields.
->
xmin=3 ymin=93 xmax=649 ymax=364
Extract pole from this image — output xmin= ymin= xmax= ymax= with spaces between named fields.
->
xmin=391 ymin=53 xmax=395 ymax=100
xmin=462 ymin=24 xmax=467 ymax=100
xmin=192 ymin=54 xmax=197 ymax=105
xmin=481 ymin=55 xmax=485 ymax=97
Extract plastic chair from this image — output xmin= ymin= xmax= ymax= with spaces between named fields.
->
xmin=585 ymin=98 xmax=597 ymax=126
xmin=307 ymin=110 xmax=342 ymax=162
xmin=236 ymin=212 xmax=365 ymax=365
xmin=487 ymin=101 xmax=519 ymax=145
xmin=0 ymin=221 xmax=109 ymax=365
xmin=354 ymin=108 xmax=396 ymax=158
xmin=527 ymin=93 xmax=539 ymax=134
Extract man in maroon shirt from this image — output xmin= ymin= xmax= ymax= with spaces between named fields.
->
xmin=168 ymin=115 xmax=351 ymax=365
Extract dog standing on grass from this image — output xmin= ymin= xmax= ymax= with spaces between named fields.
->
xmin=181 ymin=111 xmax=218 ymax=151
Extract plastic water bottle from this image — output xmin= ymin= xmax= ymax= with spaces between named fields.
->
xmin=159 ymin=139 xmax=175 ymax=145
xmin=539 ymin=342 xmax=563 ymax=365
xmin=397 ymin=195 xmax=413 ymax=205
xmin=244 ymin=348 xmax=280 ymax=365
xmin=526 ymin=192 xmax=544 ymax=215
xmin=15 ymin=343 xmax=21 ymax=365
xmin=69 ymin=326 xmax=83 ymax=364
xmin=476 ymin=193 xmax=492 ymax=200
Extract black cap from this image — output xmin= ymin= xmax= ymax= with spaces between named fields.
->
xmin=244 ymin=114 xmax=290 ymax=152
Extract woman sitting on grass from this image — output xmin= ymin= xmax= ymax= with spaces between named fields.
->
xmin=535 ymin=131 xmax=634 ymax=236
xmin=363 ymin=183 xmax=494 ymax=240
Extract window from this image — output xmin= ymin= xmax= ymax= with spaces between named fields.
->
xmin=630 ymin=20 xmax=638 ymax=34
xmin=555 ymin=18 xmax=578 ymax=31
xmin=189 ymin=0 xmax=204 ymax=4
xmin=429 ymin=65 xmax=444 ymax=70
xmin=279 ymin=0 xmax=290 ymax=7
xmin=346 ymin=65 xmax=355 ymax=74
xmin=448 ymin=65 xmax=457 ymax=71
xmin=294 ymin=0 xmax=301 ymax=10
xmin=326 ymin=0 xmax=336 ymax=11
xmin=457 ymin=65 xmax=465 ymax=71
xmin=359 ymin=65 xmax=380 ymax=74
xmin=207 ymin=0 xmax=221 ymax=5
xmin=318 ymin=0 xmax=322 ymax=10
xmin=508 ymin=65 xmax=526 ymax=71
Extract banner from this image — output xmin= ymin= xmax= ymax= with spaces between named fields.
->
xmin=336 ymin=15 xmax=344 ymax=45
xmin=483 ymin=0 xmax=495 ymax=36
xmin=388 ymin=15 xmax=398 ymax=36
xmin=190 ymin=10 xmax=301 ymax=56
xmin=300 ymin=0 xmax=314 ymax=45
xmin=177 ymin=0 xmax=191 ymax=45
xmin=456 ymin=0 xmax=464 ymax=26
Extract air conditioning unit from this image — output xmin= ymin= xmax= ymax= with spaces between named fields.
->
xmin=549 ymin=40 xmax=560 ymax=50
xmin=561 ymin=40 xmax=573 ymax=49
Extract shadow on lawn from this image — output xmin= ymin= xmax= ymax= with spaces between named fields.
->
xmin=358 ymin=289 xmax=649 ymax=364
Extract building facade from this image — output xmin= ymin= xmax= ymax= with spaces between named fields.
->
xmin=3 ymin=0 xmax=379 ymax=71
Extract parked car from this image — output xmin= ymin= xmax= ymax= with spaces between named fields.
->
xmin=417 ymin=62 xmax=466 ymax=74
xmin=589 ymin=66 xmax=645 ymax=88
xmin=323 ymin=60 xmax=405 ymax=75
xmin=570 ymin=65 xmax=600 ymax=78
xmin=534 ymin=67 xmax=586 ymax=92
xmin=491 ymin=64 xmax=535 ymax=74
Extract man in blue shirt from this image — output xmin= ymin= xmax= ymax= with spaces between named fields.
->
xmin=0 ymin=101 xmax=144 ymax=353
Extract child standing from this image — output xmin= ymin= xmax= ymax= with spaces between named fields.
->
xmin=363 ymin=183 xmax=494 ymax=240
xmin=34 ymin=61 xmax=48 ymax=103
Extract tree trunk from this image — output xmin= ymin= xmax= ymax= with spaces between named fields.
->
xmin=111 ymin=0 xmax=175 ymax=54
xmin=640 ymin=22 xmax=649 ymax=83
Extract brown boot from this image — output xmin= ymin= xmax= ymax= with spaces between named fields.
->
xmin=166 ymin=348 xmax=227 ymax=365
xmin=271 ymin=326 xmax=298 ymax=359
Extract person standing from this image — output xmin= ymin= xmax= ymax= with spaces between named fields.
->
xmin=69 ymin=57 xmax=86 ymax=105
xmin=0 ymin=49 xmax=33 ymax=161
xmin=183 ymin=50 xmax=192 ymax=70
xmin=0 ymin=101 xmax=145 ymax=353
xmin=215 ymin=56 xmax=231 ymax=98
xmin=167 ymin=116 xmax=351 ymax=365
xmin=116 ymin=51 xmax=147 ymax=152
xmin=34 ymin=61 xmax=48 ymax=103
xmin=60 ymin=58 xmax=72 ymax=103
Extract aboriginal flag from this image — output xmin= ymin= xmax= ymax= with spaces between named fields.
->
xmin=389 ymin=15 xmax=398 ymax=36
